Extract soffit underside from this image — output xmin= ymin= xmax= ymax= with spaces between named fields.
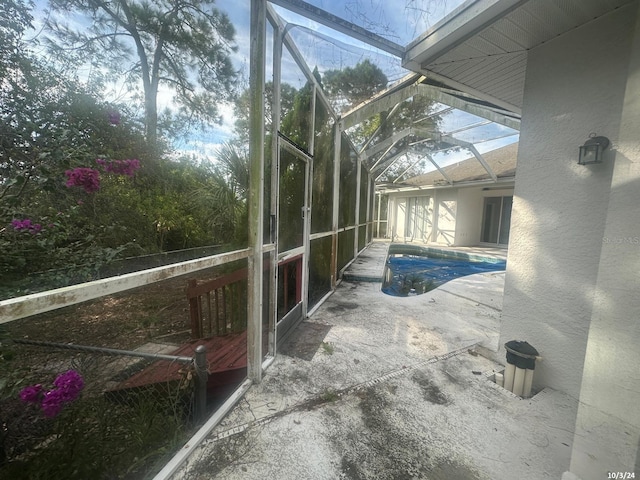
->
xmin=404 ymin=0 xmax=636 ymax=112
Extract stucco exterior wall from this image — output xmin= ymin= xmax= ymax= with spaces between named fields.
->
xmin=499 ymin=3 xmax=640 ymax=478
xmin=453 ymin=187 xmax=483 ymax=246
xmin=569 ymin=4 xmax=640 ymax=478
xmin=500 ymin=4 xmax=634 ymax=398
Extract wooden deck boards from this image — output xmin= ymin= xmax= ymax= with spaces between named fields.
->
xmin=115 ymin=332 xmax=248 ymax=393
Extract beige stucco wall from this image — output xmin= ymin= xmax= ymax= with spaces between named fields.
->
xmin=569 ymin=4 xmax=640 ymax=479
xmin=499 ymin=3 xmax=640 ymax=478
xmin=453 ymin=187 xmax=483 ymax=246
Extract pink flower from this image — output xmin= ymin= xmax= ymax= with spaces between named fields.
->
xmin=11 ymin=218 xmax=30 ymax=230
xmin=107 ymin=111 xmax=121 ymax=125
xmin=20 ymin=384 xmax=43 ymax=403
xmin=18 ymin=370 xmax=84 ymax=418
xmin=41 ymin=389 xmax=65 ymax=418
xmin=11 ymin=218 xmax=42 ymax=234
xmin=65 ymin=168 xmax=101 ymax=193
xmin=53 ymin=370 xmax=84 ymax=402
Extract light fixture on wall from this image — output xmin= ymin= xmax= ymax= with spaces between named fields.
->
xmin=578 ymin=133 xmax=610 ymax=165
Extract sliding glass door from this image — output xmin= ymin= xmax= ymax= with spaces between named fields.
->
xmin=481 ymin=196 xmax=512 ymax=246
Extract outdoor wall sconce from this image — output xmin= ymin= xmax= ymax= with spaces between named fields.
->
xmin=578 ymin=133 xmax=609 ymax=165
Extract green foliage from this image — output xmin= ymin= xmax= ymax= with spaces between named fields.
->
xmin=0 ymin=42 xmax=149 ymax=295
xmin=0 ymin=0 xmax=34 ymax=74
xmin=322 ymin=60 xmax=390 ymax=150
xmin=323 ymin=59 xmax=388 ymax=112
xmin=188 ymin=142 xmax=249 ymax=247
xmin=0 ymin=390 xmax=189 ymax=479
xmin=305 ymin=88 xmax=335 ymax=232
xmin=0 ymin=2 xmax=249 ymax=299
xmin=0 ymin=207 xmax=133 ymax=298
xmin=0 ymin=25 xmax=152 ymax=208
xmin=320 ymin=388 xmax=339 ymax=402
xmin=321 ymin=342 xmax=334 ymax=355
xmin=0 ymin=55 xmax=150 ymax=292
xmin=234 ymin=81 xmax=298 ymax=144
xmin=320 ymin=59 xmax=442 ymax=183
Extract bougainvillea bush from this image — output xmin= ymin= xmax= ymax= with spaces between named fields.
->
xmin=0 ymin=364 xmax=192 ymax=480
xmin=20 ymin=370 xmax=85 ymax=418
xmin=1 ymin=35 xmax=247 ymax=299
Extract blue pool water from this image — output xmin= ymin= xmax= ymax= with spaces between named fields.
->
xmin=381 ymin=247 xmax=506 ymax=297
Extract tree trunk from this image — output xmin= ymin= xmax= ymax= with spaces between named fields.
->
xmin=145 ymin=88 xmax=158 ymax=148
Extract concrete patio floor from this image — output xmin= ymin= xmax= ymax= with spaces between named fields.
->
xmin=171 ymin=241 xmax=576 ymax=480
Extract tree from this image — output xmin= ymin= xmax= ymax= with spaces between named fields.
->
xmin=322 ymin=60 xmax=443 ymax=183
xmin=45 ymin=0 xmax=239 ymax=147
xmin=0 ymin=0 xmax=33 ymax=75
xmin=1 ymin=0 xmax=149 ymax=210
xmin=323 ymin=59 xmax=388 ymax=113
xmin=189 ymin=142 xmax=249 ymax=246
xmin=321 ymin=59 xmax=389 ymax=149
xmin=0 ymin=47 xmax=156 ymax=289
xmin=0 ymin=1 xmax=254 ymax=298
xmin=233 ymin=81 xmax=298 ymax=145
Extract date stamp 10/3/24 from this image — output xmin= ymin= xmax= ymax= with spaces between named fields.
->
xmin=607 ymin=473 xmax=635 ymax=479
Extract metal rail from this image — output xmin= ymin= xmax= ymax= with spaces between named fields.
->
xmin=13 ymin=338 xmax=210 ymax=422
xmin=12 ymin=338 xmax=194 ymax=363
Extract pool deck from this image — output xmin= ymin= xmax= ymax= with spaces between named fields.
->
xmin=170 ymin=241 xmax=576 ymax=480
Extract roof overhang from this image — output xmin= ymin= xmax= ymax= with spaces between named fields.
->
xmin=404 ymin=0 xmax=527 ymax=69
xmin=403 ymin=0 xmax=637 ymax=113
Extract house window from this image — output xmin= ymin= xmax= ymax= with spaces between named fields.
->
xmin=375 ymin=193 xmax=389 ymax=238
xmin=481 ymin=196 xmax=513 ymax=245
xmin=390 ymin=196 xmax=431 ymax=242
xmin=405 ymin=196 xmax=430 ymax=241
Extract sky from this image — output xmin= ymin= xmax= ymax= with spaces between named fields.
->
xmin=27 ymin=0 xmax=518 ymax=173
xmin=272 ymin=0 xmax=469 ymax=46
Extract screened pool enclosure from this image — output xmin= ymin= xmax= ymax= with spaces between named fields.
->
xmin=0 ymin=0 xmax=521 ymax=477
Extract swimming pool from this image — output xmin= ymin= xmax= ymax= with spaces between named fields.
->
xmin=381 ymin=244 xmax=506 ymax=297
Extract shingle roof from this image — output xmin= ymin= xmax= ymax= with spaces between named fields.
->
xmin=404 ymin=142 xmax=518 ymax=186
